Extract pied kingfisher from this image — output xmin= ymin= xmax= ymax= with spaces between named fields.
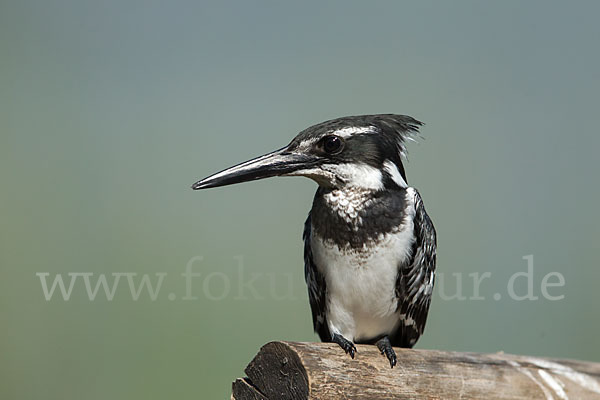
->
xmin=192 ymin=115 xmax=436 ymax=367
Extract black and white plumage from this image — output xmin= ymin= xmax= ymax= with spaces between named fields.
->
xmin=304 ymin=186 xmax=435 ymax=350
xmin=192 ymin=114 xmax=436 ymax=368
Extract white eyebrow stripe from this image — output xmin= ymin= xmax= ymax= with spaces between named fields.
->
xmin=298 ymin=137 xmax=320 ymax=149
xmin=332 ymin=126 xmax=375 ymax=138
xmin=383 ymin=160 xmax=408 ymax=188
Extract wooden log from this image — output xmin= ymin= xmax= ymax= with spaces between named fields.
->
xmin=232 ymin=341 xmax=600 ymax=400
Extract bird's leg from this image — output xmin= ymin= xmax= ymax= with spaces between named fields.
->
xmin=376 ymin=336 xmax=397 ymax=368
xmin=331 ymin=333 xmax=357 ymax=359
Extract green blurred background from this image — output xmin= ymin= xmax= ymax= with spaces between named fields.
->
xmin=2 ymin=1 xmax=599 ymax=398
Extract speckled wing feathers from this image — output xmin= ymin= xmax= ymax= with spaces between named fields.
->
xmin=303 ymin=215 xmax=331 ymax=342
xmin=392 ymin=190 xmax=437 ymax=348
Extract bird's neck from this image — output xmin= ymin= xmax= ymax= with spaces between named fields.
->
xmin=310 ymin=187 xmax=409 ymax=249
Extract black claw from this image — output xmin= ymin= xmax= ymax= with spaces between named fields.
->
xmin=376 ymin=336 xmax=397 ymax=368
xmin=388 ymin=353 xmax=397 ymax=368
xmin=332 ymin=333 xmax=357 ymax=359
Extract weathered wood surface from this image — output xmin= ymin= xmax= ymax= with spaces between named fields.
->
xmin=231 ymin=341 xmax=600 ymax=400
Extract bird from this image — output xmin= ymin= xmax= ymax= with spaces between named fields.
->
xmin=192 ymin=114 xmax=436 ymax=368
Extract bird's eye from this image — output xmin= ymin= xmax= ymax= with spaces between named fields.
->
xmin=323 ymin=136 xmax=344 ymax=154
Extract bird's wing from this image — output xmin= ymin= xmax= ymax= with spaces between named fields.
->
xmin=303 ymin=214 xmax=331 ymax=342
xmin=393 ymin=189 xmax=437 ymax=348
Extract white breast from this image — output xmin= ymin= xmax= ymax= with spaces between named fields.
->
xmin=311 ymin=189 xmax=417 ymax=342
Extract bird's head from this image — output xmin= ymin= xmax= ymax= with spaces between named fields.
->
xmin=192 ymin=114 xmax=422 ymax=192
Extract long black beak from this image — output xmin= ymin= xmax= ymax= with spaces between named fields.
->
xmin=191 ymin=147 xmax=319 ymax=190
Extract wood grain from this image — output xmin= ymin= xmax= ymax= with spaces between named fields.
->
xmin=232 ymin=341 xmax=600 ymax=400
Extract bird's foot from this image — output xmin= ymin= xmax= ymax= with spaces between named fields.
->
xmin=332 ymin=333 xmax=357 ymax=359
xmin=376 ymin=336 xmax=397 ymax=368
